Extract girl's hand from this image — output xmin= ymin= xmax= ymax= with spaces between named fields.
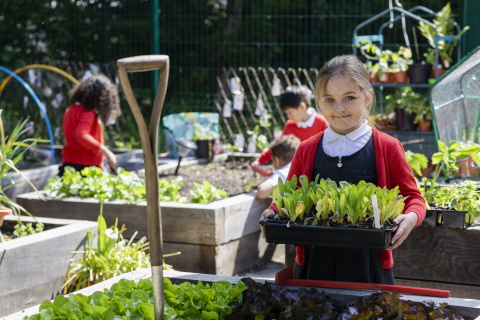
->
xmin=260 ymin=208 xmax=276 ymax=220
xmin=389 ymin=212 xmax=418 ymax=250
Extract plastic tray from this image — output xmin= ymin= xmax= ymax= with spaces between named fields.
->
xmin=259 ymin=219 xmax=397 ymax=250
xmin=275 ymin=265 xmax=450 ymax=298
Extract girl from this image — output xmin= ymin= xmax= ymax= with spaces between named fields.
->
xmin=262 ymin=55 xmax=425 ymax=284
xmin=59 ymin=74 xmax=121 ymax=176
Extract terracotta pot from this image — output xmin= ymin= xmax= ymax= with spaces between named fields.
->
xmin=368 ymin=72 xmax=380 ymax=83
xmin=379 ymin=72 xmax=392 ymax=83
xmin=430 ymin=68 xmax=446 ymax=79
xmin=0 ymin=206 xmax=12 ymax=227
xmin=417 ymin=121 xmax=432 ymax=132
xmin=453 ymin=158 xmax=470 ymax=178
xmin=390 ymin=71 xmax=408 ymax=84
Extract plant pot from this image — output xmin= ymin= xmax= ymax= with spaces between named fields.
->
xmin=453 ymin=158 xmax=470 ymax=178
xmin=390 ymin=71 xmax=408 ymax=84
xmin=368 ymin=72 xmax=380 ymax=83
xmin=408 ymin=63 xmax=432 ymax=84
xmin=259 ymin=219 xmax=397 ymax=250
xmin=417 ymin=120 xmax=432 ymax=132
xmin=440 ymin=210 xmax=468 ymax=229
xmin=379 ymin=72 xmax=392 ymax=83
xmin=195 ymin=139 xmax=215 ymax=162
xmin=0 ymin=206 xmax=12 ymax=227
xmin=420 ymin=209 xmax=440 ymax=227
xmin=430 ymin=67 xmax=446 ymax=79
xmin=395 ymin=109 xmax=416 ymax=132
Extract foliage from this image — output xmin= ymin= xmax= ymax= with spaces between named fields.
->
xmin=28 ymin=278 xmax=246 ymax=320
xmin=340 ymin=291 xmax=460 ymax=319
xmin=24 ymin=276 xmax=463 ymax=320
xmin=0 ymin=110 xmax=48 ymax=216
xmin=405 ymin=150 xmax=429 ymax=176
xmin=272 ymin=176 xmax=406 ymax=227
xmin=418 ymin=2 xmax=470 ymax=69
xmin=192 ymin=123 xmax=219 ymax=141
xmin=384 ymin=86 xmax=431 ymax=124
xmin=227 ymin=277 xmax=338 ymax=319
xmin=246 ymin=124 xmax=270 ymax=153
xmin=357 ymin=40 xmax=413 ymax=78
xmin=423 ymin=181 xmax=480 ymax=225
xmin=45 ymin=166 xmax=186 ymax=203
xmin=12 ymin=222 xmax=44 ymax=238
xmin=190 ymin=180 xmax=227 ymax=204
xmin=63 ymin=209 xmax=151 ymax=294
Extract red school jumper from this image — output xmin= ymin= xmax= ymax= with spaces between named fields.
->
xmin=280 ymin=128 xmax=426 ymax=269
xmin=62 ymin=104 xmax=104 ymax=167
xmin=257 ymin=112 xmax=328 ymax=164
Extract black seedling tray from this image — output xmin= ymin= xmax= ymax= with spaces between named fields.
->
xmin=259 ymin=219 xmax=397 ymax=250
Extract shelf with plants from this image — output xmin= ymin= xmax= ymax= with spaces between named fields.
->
xmin=353 ymin=4 xmax=468 ymax=113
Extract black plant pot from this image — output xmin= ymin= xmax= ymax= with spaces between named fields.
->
xmin=195 ymin=139 xmax=215 ymax=162
xmin=408 ymin=63 xmax=432 ymax=84
xmin=420 ymin=209 xmax=441 ymax=227
xmin=395 ymin=108 xmax=416 ymax=132
xmin=259 ymin=219 xmax=397 ymax=250
xmin=440 ymin=210 xmax=468 ymax=229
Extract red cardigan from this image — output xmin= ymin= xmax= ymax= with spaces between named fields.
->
xmin=61 ymin=104 xmax=104 ymax=167
xmin=285 ymin=128 xmax=426 ymax=268
xmin=257 ymin=112 xmax=328 ymax=164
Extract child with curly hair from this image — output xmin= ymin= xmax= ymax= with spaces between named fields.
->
xmin=59 ymin=74 xmax=121 ymax=176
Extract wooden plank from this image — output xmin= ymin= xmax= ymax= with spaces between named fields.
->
xmin=16 ymin=191 xmax=270 ymax=246
xmin=163 ymin=231 xmax=282 ymax=276
xmin=393 ymin=227 xmax=480 ymax=286
xmin=0 ymin=216 xmax=97 ymax=317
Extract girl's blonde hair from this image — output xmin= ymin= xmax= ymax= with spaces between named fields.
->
xmin=69 ymin=74 xmax=121 ymax=125
xmin=314 ymin=55 xmax=375 ymax=121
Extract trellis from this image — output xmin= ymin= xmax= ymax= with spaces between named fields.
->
xmin=215 ymin=66 xmax=321 ymax=149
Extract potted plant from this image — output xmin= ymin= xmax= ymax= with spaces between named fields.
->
xmin=388 ymin=46 xmax=413 ymax=83
xmin=371 ymin=112 xmax=396 ymax=132
xmin=384 ymin=86 xmax=421 ymax=131
xmin=192 ymin=123 xmax=219 ymax=161
xmin=259 ymin=176 xmax=405 ymax=249
xmin=357 ymin=40 xmax=391 ymax=83
xmin=417 ymin=2 xmax=470 ymax=75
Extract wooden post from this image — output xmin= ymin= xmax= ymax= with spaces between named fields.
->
xmin=116 ymin=55 xmax=169 ymax=320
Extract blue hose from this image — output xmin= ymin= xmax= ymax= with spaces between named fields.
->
xmin=0 ymin=66 xmax=56 ymax=164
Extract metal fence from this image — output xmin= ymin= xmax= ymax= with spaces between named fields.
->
xmin=0 ymin=0 xmax=458 ymax=147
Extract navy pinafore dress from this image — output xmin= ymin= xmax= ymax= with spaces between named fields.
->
xmin=293 ymin=136 xmax=395 ymax=284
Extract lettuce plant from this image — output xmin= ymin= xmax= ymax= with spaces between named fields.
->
xmin=272 ymin=176 xmax=405 ymax=227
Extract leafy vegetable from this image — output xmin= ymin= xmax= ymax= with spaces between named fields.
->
xmin=26 ymin=278 xmax=246 ymax=320
xmin=46 ymin=166 xmax=185 ymax=203
xmin=12 ymin=221 xmax=44 ymax=238
xmin=190 ymin=180 xmax=227 ymax=204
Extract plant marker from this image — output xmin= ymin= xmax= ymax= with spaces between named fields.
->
xmin=372 ymin=195 xmax=381 ymax=229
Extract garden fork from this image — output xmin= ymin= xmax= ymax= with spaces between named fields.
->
xmin=116 ymin=55 xmax=169 ymax=320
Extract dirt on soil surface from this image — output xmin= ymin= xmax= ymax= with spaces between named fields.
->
xmin=158 ymin=157 xmax=271 ymax=202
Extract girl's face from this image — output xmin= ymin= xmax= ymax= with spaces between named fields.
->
xmin=320 ymin=75 xmax=372 ymax=135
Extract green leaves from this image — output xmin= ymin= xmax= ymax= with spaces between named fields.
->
xmin=272 ymin=176 xmax=405 ymax=227
xmin=46 ymin=166 xmax=186 ymax=204
xmin=405 ymin=151 xmax=428 ymax=176
xmin=190 ymin=181 xmax=227 ymax=204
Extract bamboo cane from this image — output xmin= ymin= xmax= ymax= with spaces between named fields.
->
xmin=116 ymin=55 xmax=169 ymax=320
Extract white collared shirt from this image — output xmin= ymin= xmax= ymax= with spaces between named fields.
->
xmin=322 ymin=121 xmax=372 ymax=157
xmin=296 ymin=107 xmax=317 ymax=128
xmin=265 ymin=162 xmax=291 ymax=186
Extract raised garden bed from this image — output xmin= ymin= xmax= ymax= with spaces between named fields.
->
xmin=16 ymin=155 xmax=273 ymax=276
xmin=0 ymin=215 xmax=97 ymax=317
xmin=4 ymin=268 xmax=480 ymax=320
xmin=393 ymin=225 xmax=480 ymax=299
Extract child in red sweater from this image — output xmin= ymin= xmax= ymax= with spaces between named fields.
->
xmin=253 ymin=86 xmax=328 ymax=166
xmin=261 ymin=55 xmax=425 ymax=284
xmin=59 ymin=74 xmax=121 ymax=176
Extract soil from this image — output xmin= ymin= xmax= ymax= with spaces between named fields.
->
xmin=158 ymin=157 xmax=271 ymax=202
